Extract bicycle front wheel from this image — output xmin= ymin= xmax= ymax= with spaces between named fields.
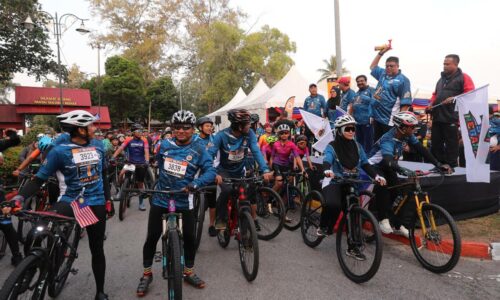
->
xmin=409 ymin=203 xmax=461 ymax=273
xmin=300 ymin=191 xmax=324 ymax=248
xmin=166 ymin=230 xmax=182 ymax=300
xmin=193 ymin=193 xmax=206 ymax=251
xmin=255 ymin=187 xmax=284 ymax=240
xmin=336 ymin=207 xmax=383 ymax=283
xmin=118 ymin=177 xmax=130 ymax=221
xmin=238 ymin=210 xmax=259 ymax=281
xmin=0 ymin=254 xmax=49 ymax=300
xmin=17 ymin=196 xmax=37 ymax=244
xmin=284 ymin=185 xmax=304 ymax=231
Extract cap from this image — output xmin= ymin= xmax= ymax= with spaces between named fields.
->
xmin=338 ymin=77 xmax=350 ymax=85
xmin=309 ymin=83 xmax=317 ymax=88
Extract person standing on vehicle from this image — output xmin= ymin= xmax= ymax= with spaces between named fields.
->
xmin=426 ymin=54 xmax=475 ymax=172
xmin=351 ymin=75 xmax=376 ymax=153
xmin=136 ymin=110 xmax=215 ymax=296
xmin=338 ymin=77 xmax=356 ymax=112
xmin=112 ymin=124 xmax=150 ymax=211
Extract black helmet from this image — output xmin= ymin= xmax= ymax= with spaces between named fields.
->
xmin=171 ymin=110 xmax=196 ymax=125
xmin=296 ymin=135 xmax=308 ymax=143
xmin=196 ymin=116 xmax=213 ymax=128
xmin=227 ymin=108 xmax=251 ymax=124
xmin=131 ymin=123 xmax=143 ymax=132
xmin=250 ymin=113 xmax=259 ymax=124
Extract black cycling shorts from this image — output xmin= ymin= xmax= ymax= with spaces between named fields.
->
xmin=134 ymin=164 xmax=147 ymax=182
xmin=272 ymin=164 xmax=291 ymax=178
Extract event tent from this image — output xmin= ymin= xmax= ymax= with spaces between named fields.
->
xmin=207 ymin=87 xmax=246 ymax=118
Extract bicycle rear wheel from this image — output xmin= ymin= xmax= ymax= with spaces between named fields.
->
xmin=48 ymin=224 xmax=81 ymax=297
xmin=284 ymin=185 xmax=304 ymax=231
xmin=166 ymin=230 xmax=182 ymax=300
xmin=238 ymin=210 xmax=259 ymax=281
xmin=118 ymin=177 xmax=130 ymax=221
xmin=300 ymin=191 xmax=324 ymax=248
xmin=409 ymin=203 xmax=461 ymax=273
xmin=255 ymin=187 xmax=284 ymax=240
xmin=193 ymin=193 xmax=206 ymax=251
xmin=336 ymin=207 xmax=382 ymax=283
xmin=0 ymin=254 xmax=49 ymax=300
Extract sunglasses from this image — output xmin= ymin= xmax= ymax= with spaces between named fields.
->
xmin=279 ymin=131 xmax=290 ymax=135
xmin=173 ymin=124 xmax=193 ymax=131
xmin=343 ymin=126 xmax=356 ymax=133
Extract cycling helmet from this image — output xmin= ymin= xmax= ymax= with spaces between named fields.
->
xmin=266 ymin=135 xmax=278 ymax=144
xmin=392 ymin=111 xmax=418 ymax=128
xmin=37 ymin=136 xmax=53 ymax=152
xmin=196 ymin=116 xmax=213 ymax=128
xmin=57 ymin=110 xmax=97 ymax=128
xmin=296 ymin=135 xmax=308 ymax=143
xmin=276 ymin=124 xmax=290 ymax=132
xmin=117 ymin=133 xmax=125 ymax=138
xmin=172 ymin=110 xmax=196 ymax=125
xmin=334 ymin=114 xmax=357 ymax=128
xmin=131 ymin=123 xmax=143 ymax=132
xmin=227 ymin=108 xmax=251 ymax=124
xmin=165 ymin=127 xmax=172 ymax=133
xmin=250 ymin=114 xmax=260 ymax=124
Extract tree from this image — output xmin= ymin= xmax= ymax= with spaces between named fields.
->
xmin=100 ymin=56 xmax=146 ymax=124
xmin=317 ymin=55 xmax=349 ymax=82
xmin=0 ymin=0 xmax=60 ymax=87
xmin=145 ymin=76 xmax=178 ymax=124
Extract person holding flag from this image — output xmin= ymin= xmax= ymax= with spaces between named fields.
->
xmin=5 ymin=110 xmax=113 ymax=300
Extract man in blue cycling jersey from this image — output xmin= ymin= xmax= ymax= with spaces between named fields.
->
xmin=208 ymin=109 xmax=272 ymax=231
xmin=351 ymin=75 xmax=376 ymax=153
xmin=370 ymin=47 xmax=412 ymax=141
xmin=137 ymin=110 xmax=215 ymax=296
xmin=338 ymin=77 xmax=356 ymax=112
xmin=368 ymin=111 xmax=451 ymax=237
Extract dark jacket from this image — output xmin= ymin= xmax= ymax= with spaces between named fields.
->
xmin=0 ymin=130 xmax=20 ymax=152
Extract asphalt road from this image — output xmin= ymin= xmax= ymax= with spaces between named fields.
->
xmin=1 ymin=199 xmax=499 ymax=300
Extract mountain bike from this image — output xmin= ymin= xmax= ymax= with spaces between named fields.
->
xmin=192 ymin=186 xmax=217 ymax=251
xmin=217 ymin=177 xmax=260 ymax=282
xmin=0 ymin=204 xmax=81 ymax=299
xmin=301 ymin=178 xmax=383 ymax=283
xmin=254 ymin=178 xmax=285 ymax=241
xmin=117 ymin=162 xmax=140 ymax=221
xmin=280 ymin=170 xmax=305 ymax=231
xmin=384 ymin=169 xmax=461 ymax=273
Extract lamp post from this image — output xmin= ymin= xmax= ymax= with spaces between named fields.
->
xmin=90 ymin=42 xmax=104 ymax=127
xmin=22 ymin=12 xmax=90 ymax=113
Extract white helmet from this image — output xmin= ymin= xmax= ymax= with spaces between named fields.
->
xmin=57 ymin=110 xmax=97 ymax=128
xmin=334 ymin=114 xmax=356 ymax=128
xmin=392 ymin=111 xmax=418 ymax=128
xmin=276 ymin=124 xmax=290 ymax=132
xmin=171 ymin=110 xmax=196 ymax=125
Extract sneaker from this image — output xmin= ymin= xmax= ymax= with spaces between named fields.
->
xmin=136 ymin=276 xmax=153 ymax=297
xmin=285 ymin=216 xmax=292 ymax=223
xmin=254 ymin=220 xmax=261 ymax=232
xmin=316 ymin=227 xmax=329 ymax=237
xmin=215 ymin=220 xmax=226 ymax=231
xmin=184 ymin=273 xmax=205 ymax=289
xmin=208 ymin=226 xmax=217 ymax=237
xmin=346 ymin=248 xmax=367 ymax=261
xmin=393 ymin=225 xmax=409 ymax=238
xmin=139 ymin=201 xmax=146 ymax=211
xmin=379 ymin=219 xmax=393 ymax=234
xmin=11 ymin=253 xmax=23 ymax=267
xmin=95 ymin=292 xmax=109 ymax=300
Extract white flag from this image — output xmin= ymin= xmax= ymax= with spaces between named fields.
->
xmin=299 ymin=109 xmax=330 ymax=140
xmin=455 ymin=85 xmax=490 ymax=183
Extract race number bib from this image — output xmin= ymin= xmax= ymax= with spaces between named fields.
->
xmin=228 ymin=150 xmax=244 ymax=162
xmin=72 ymin=147 xmax=99 ymax=166
xmin=164 ymin=158 xmax=188 ymax=178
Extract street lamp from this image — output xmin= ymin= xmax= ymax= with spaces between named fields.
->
xmin=22 ymin=12 xmax=90 ymax=113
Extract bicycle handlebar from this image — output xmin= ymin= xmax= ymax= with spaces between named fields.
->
xmin=123 ymin=185 xmax=215 ymax=196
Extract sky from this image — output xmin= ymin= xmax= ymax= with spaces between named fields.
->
xmin=10 ymin=0 xmax=500 ymax=102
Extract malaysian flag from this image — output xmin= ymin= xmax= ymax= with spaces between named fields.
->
xmin=70 ymin=194 xmax=99 ymax=228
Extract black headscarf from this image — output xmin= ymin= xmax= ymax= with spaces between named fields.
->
xmin=332 ymin=130 xmax=359 ymax=170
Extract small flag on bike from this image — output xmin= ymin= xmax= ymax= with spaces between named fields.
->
xmin=71 ymin=195 xmax=99 ymax=228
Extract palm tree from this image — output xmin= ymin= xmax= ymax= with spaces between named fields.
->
xmin=317 ymin=55 xmax=348 ymax=82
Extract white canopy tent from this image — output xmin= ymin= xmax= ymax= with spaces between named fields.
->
xmin=207 ymin=87 xmax=246 ymax=118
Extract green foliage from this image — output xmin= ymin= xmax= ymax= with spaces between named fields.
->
xmin=21 ymin=124 xmax=53 ymax=147
xmin=101 ymin=56 xmax=146 ymax=124
xmin=0 ymin=146 xmax=22 ymax=179
xmin=0 ymin=0 xmax=61 ymax=86
xmin=145 ymin=76 xmax=178 ymax=123
xmin=317 ymin=55 xmax=349 ymax=82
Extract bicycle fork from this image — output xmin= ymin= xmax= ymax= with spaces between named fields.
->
xmin=161 ymin=200 xmax=185 ymax=279
xmin=414 ymin=192 xmax=437 ymax=237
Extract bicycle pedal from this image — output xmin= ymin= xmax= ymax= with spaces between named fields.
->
xmin=70 ymin=268 xmax=78 ymax=275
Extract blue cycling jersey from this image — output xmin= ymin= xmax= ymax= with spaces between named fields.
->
xmin=122 ymin=137 xmax=148 ymax=164
xmin=368 ymin=128 xmax=419 ymax=165
xmin=303 ymin=94 xmax=326 ymax=117
xmin=352 ymin=87 xmax=375 ymax=125
xmin=194 ymin=134 xmax=214 ymax=150
xmin=370 ymin=66 xmax=412 ymax=125
xmin=153 ymin=138 xmax=216 ymax=210
xmin=208 ymin=128 xmax=270 ymax=177
xmin=324 ymin=141 xmax=368 ymax=179
xmin=36 ymin=139 xmax=106 ymax=206
xmin=339 ymin=88 xmax=356 ymax=112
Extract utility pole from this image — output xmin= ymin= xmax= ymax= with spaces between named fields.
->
xmin=334 ymin=0 xmax=342 ymax=77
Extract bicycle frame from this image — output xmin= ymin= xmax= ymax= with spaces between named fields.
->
xmin=393 ymin=186 xmax=436 ymax=238
xmin=226 ymin=181 xmax=252 ymax=236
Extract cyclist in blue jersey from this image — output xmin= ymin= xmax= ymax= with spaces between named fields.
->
xmin=338 ymin=77 xmax=356 ymax=112
xmin=208 ymin=109 xmax=272 ymax=231
xmin=351 ymin=75 xmax=376 ymax=153
xmin=370 ymin=48 xmax=412 ymax=141
xmin=137 ymin=110 xmax=215 ymax=296
xmin=368 ymin=111 xmax=451 ymax=237
xmin=112 ymin=123 xmax=150 ymax=211
xmin=195 ymin=116 xmax=218 ymax=237
xmin=6 ymin=110 xmax=113 ymax=300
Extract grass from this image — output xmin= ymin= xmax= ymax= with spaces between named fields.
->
xmin=455 ymin=212 xmax=500 ymax=244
